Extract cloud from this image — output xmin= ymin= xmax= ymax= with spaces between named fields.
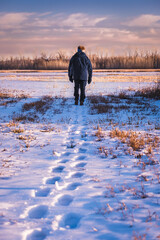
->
xmin=0 ymin=12 xmax=160 ymax=57
xmin=0 ymin=12 xmax=34 ymax=29
xmin=60 ymin=13 xmax=106 ymax=28
xmin=20 ymin=12 xmax=107 ymax=29
xmin=0 ymin=12 xmax=106 ymax=32
xmin=126 ymin=14 xmax=160 ymax=27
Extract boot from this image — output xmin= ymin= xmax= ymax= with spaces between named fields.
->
xmin=75 ymin=100 xmax=78 ymax=105
xmin=80 ymin=101 xmax=84 ymax=106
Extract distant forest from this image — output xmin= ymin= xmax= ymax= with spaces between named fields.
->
xmin=0 ymin=51 xmax=160 ymax=70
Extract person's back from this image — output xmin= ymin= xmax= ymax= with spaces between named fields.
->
xmin=70 ymin=51 xmax=91 ymax=81
xmin=68 ymin=46 xmax=92 ymax=105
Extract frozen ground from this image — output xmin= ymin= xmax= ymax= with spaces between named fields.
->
xmin=0 ymin=71 xmax=160 ymax=240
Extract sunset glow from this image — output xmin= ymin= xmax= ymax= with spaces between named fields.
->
xmin=0 ymin=0 xmax=160 ymax=57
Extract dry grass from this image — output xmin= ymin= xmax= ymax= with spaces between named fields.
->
xmin=0 ymin=89 xmax=29 ymax=106
xmin=67 ymin=140 xmax=76 ymax=149
xmin=0 ymin=89 xmax=29 ymax=99
xmin=22 ymin=96 xmax=54 ymax=113
xmin=1 ymin=50 xmax=160 ymax=70
xmin=93 ymin=125 xmax=105 ymax=141
xmin=11 ymin=127 xmax=24 ymax=134
xmin=17 ymin=135 xmax=36 ymax=141
xmin=91 ymin=103 xmax=130 ymax=114
xmin=0 ymin=99 xmax=18 ymax=106
xmin=88 ymin=95 xmax=109 ymax=104
xmin=40 ymin=126 xmax=55 ymax=132
xmin=117 ymin=91 xmax=131 ymax=99
xmin=98 ymin=146 xmax=108 ymax=157
xmin=132 ymin=232 xmax=146 ymax=240
xmin=91 ymin=104 xmax=114 ymax=114
xmin=131 ymin=183 xmax=148 ymax=199
xmin=11 ymin=96 xmax=57 ymax=122
xmin=135 ymin=83 xmax=160 ymax=99
xmin=136 ymin=155 xmax=158 ymax=168
xmin=5 ymin=121 xmax=18 ymax=127
xmin=129 ymin=132 xmax=145 ymax=151
xmin=17 ymin=134 xmax=36 ymax=149
xmin=110 ymin=128 xmax=159 ymax=151
xmin=12 ymin=113 xmax=38 ymax=123
xmin=155 ymin=124 xmax=160 ymax=130
xmin=0 ymin=92 xmax=14 ymax=99
xmin=88 ymin=94 xmax=148 ymax=115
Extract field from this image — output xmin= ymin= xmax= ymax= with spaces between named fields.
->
xmin=0 ymin=70 xmax=160 ymax=240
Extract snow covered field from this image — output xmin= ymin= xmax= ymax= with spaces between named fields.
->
xmin=0 ymin=71 xmax=160 ymax=240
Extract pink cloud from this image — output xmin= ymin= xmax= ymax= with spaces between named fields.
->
xmin=0 ymin=12 xmax=34 ymax=29
xmin=0 ymin=12 xmax=160 ymax=57
xmin=126 ymin=14 xmax=160 ymax=27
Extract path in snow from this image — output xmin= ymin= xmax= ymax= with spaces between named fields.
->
xmin=0 ymin=81 xmax=160 ymax=240
xmin=19 ymin=102 xmax=107 ymax=240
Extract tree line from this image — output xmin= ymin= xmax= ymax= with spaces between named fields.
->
xmin=0 ymin=51 xmax=160 ymax=70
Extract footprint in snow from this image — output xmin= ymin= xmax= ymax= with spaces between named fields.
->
xmin=28 ymin=205 xmax=48 ymax=219
xmin=46 ymin=176 xmax=61 ymax=184
xmin=95 ymin=233 xmax=119 ymax=240
xmin=52 ymin=166 xmax=65 ymax=173
xmin=75 ymin=162 xmax=87 ymax=168
xmin=35 ymin=187 xmax=50 ymax=197
xmin=26 ymin=228 xmax=48 ymax=240
xmin=76 ymin=155 xmax=86 ymax=160
xmin=81 ymin=142 xmax=89 ymax=146
xmin=79 ymin=148 xmax=87 ymax=153
xmin=67 ymin=182 xmax=82 ymax=190
xmin=62 ymin=152 xmax=72 ymax=156
xmin=72 ymin=172 xmax=84 ymax=178
xmin=60 ymin=159 xmax=69 ymax=163
xmin=0 ymin=177 xmax=11 ymax=180
xmin=58 ymin=194 xmax=73 ymax=206
xmin=60 ymin=213 xmax=82 ymax=229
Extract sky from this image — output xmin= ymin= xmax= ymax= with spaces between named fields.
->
xmin=0 ymin=0 xmax=160 ymax=57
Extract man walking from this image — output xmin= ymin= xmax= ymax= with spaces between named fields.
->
xmin=68 ymin=46 xmax=92 ymax=105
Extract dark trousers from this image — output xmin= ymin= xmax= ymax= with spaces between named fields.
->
xmin=74 ymin=80 xmax=87 ymax=102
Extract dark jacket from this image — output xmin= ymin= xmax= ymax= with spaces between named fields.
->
xmin=68 ymin=51 xmax=92 ymax=82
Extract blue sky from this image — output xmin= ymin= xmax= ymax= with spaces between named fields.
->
xmin=0 ymin=0 xmax=160 ymax=57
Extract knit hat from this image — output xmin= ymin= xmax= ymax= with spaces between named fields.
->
xmin=78 ymin=45 xmax=85 ymax=51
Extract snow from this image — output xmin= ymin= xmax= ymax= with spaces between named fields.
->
xmin=0 ymin=71 xmax=160 ymax=240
